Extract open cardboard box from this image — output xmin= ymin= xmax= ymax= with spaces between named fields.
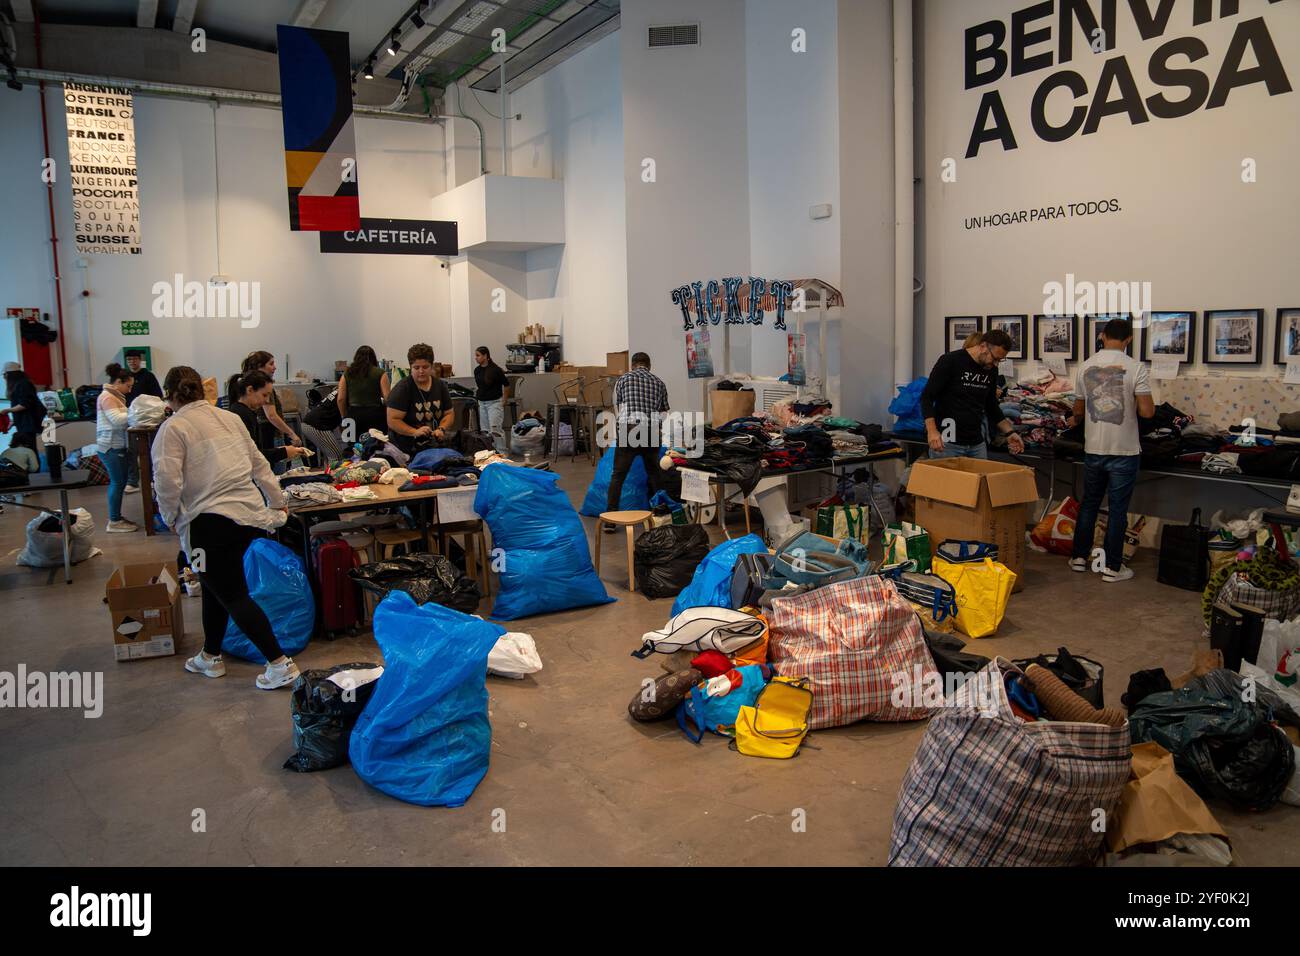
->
xmin=907 ymin=457 xmax=1038 ymax=591
xmin=105 ymin=562 xmax=184 ymax=661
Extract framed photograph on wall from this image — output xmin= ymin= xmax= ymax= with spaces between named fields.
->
xmin=1033 ymin=315 xmax=1077 ymax=362
xmin=945 ymin=315 xmax=983 ymax=353
xmin=986 ymin=314 xmax=1027 ymax=360
xmin=1204 ymin=309 xmax=1263 ymax=365
xmin=1274 ymin=308 xmax=1300 ymax=365
xmin=1141 ymin=311 xmax=1196 ymax=364
xmin=1085 ymin=314 xmax=1135 ymax=357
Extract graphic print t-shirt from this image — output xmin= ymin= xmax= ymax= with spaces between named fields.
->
xmin=919 ymin=349 xmax=1005 ymax=446
xmin=1077 ymin=349 xmax=1151 ymax=457
xmin=386 ymin=375 xmax=452 ymax=452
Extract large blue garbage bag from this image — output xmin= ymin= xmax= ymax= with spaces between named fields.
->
xmin=222 ymin=538 xmax=314 ymax=663
xmin=475 ymin=463 xmax=614 ymax=620
xmin=580 ymin=446 xmax=650 ymax=517
xmin=349 ymin=591 xmax=503 ymax=807
xmin=671 ymin=533 xmax=767 ymax=616
xmin=888 ymin=377 xmax=928 ymax=434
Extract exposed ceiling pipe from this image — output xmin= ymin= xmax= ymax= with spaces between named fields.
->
xmin=893 ymin=0 xmax=915 ymax=389
xmin=33 ymin=10 xmax=70 ymax=388
xmin=15 ymin=67 xmax=442 ymax=122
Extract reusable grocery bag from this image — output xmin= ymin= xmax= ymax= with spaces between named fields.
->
xmin=474 ymin=463 xmax=613 ymax=620
xmin=767 ymin=574 xmax=938 ymax=729
xmin=732 ymin=677 xmax=814 ymax=759
xmin=889 ymin=658 xmax=1131 ymax=867
xmin=883 ymin=522 xmax=930 ymax=571
xmin=349 ymin=591 xmax=504 ymax=807
xmin=932 ymin=556 xmax=1016 ymax=639
xmin=814 ymin=503 xmax=868 ymax=543
xmin=676 ymin=664 xmax=768 ymax=741
xmin=1029 ymin=497 xmax=1079 ymax=555
xmin=222 ymin=539 xmax=314 ymax=663
xmin=671 ymin=533 xmax=767 ymax=615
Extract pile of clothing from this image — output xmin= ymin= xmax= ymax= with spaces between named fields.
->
xmin=1001 ymin=373 xmax=1076 ymax=450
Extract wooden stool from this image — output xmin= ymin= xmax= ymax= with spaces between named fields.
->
xmin=594 ymin=510 xmax=652 ymax=591
xmin=375 ymin=528 xmax=424 ymax=560
xmin=434 ymin=520 xmax=492 ymax=595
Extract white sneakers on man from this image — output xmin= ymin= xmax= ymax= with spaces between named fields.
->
xmin=1068 ymin=557 xmax=1087 ymax=572
xmin=184 ymin=652 xmax=226 ymax=678
xmin=106 ymin=519 xmax=139 ymax=533
xmin=256 ymin=658 xmax=300 ymax=690
xmin=1102 ymin=566 xmax=1135 ymax=583
xmin=124 ymin=484 xmax=140 ymax=494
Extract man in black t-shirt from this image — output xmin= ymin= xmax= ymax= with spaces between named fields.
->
xmin=386 ymin=343 xmax=455 ymax=455
xmin=920 ymin=329 xmax=1024 ymax=458
xmin=124 ymin=350 xmax=163 ymax=405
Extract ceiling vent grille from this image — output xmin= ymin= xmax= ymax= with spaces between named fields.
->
xmin=648 ymin=23 xmax=700 ymax=49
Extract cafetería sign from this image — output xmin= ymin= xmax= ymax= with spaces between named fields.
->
xmin=319 ymin=217 xmax=458 ymax=255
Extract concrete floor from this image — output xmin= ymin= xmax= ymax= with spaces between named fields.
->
xmin=1 ymin=458 xmax=1297 ymax=866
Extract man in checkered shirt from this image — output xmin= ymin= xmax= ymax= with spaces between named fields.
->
xmin=605 ymin=352 xmax=669 ymax=527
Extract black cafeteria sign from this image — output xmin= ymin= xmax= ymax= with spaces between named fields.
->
xmin=319 ymin=218 xmax=457 ymax=255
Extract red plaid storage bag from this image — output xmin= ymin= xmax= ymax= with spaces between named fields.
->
xmin=767 ymin=575 xmax=937 ymax=729
xmin=889 ymin=658 xmax=1131 ymax=867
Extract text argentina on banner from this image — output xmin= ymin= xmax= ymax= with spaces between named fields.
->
xmin=276 ymin=25 xmax=361 ymax=231
xmin=63 ymin=82 xmax=141 ymax=254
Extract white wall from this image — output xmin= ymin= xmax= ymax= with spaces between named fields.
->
xmin=0 ymin=87 xmax=450 ymax=388
xmin=622 ymin=0 xmax=753 ymax=413
xmin=922 ymin=0 xmax=1300 ymax=381
xmin=746 ymin=0 xmax=842 ymax=383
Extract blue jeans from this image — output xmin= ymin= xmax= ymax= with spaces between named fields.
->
xmin=99 ymin=447 xmax=131 ymax=522
xmin=1072 ymin=454 xmax=1140 ymax=571
xmin=930 ymin=441 xmax=988 ymax=460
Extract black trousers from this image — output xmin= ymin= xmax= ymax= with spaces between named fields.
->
xmin=607 ymin=445 xmax=663 ymax=513
xmin=189 ymin=513 xmax=284 ymax=660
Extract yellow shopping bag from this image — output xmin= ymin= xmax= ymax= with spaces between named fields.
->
xmin=932 ymin=556 xmax=1016 ymax=638
xmin=732 ymin=677 xmax=814 ymax=759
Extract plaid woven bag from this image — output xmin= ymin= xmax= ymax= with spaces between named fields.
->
xmin=767 ymin=575 xmax=937 ymax=729
xmin=889 ymin=658 xmax=1131 ymax=867
xmin=1215 ymin=573 xmax=1300 ymax=623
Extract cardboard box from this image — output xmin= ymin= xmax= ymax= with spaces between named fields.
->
xmin=906 ymin=457 xmax=1038 ymax=590
xmin=106 ymin=562 xmax=184 ymax=661
xmin=607 ymin=350 xmax=629 ymax=374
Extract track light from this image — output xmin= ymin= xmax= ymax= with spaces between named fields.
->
xmin=363 ymin=59 xmax=374 ymax=79
xmin=411 ymin=10 xmax=425 ymax=28
xmin=387 ymin=30 xmax=401 ymax=56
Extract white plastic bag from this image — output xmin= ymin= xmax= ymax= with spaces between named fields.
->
xmin=1257 ymin=618 xmax=1300 ymax=675
xmin=127 ymin=395 xmax=166 ymax=428
xmin=16 ymin=508 xmax=99 ymax=567
xmin=487 ymin=632 xmax=543 ymax=679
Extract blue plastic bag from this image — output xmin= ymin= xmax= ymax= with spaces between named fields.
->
xmin=349 ymin=591 xmax=504 ymax=807
xmin=888 ymin=377 xmax=929 ymax=434
xmin=671 ymin=533 xmax=767 ymax=616
xmin=580 ymin=446 xmax=651 ymax=517
xmin=677 ymin=664 xmax=768 ymax=741
xmin=475 ymin=463 xmax=614 ymax=620
xmin=222 ymin=538 xmax=314 ymax=663
xmin=409 ymin=447 xmax=464 ymax=471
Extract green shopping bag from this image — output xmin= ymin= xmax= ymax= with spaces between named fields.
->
xmin=815 ymin=504 xmax=868 ymax=543
xmin=884 ymin=521 xmax=931 ymax=571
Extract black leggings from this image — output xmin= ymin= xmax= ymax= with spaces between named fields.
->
xmin=189 ymin=513 xmax=284 ymax=661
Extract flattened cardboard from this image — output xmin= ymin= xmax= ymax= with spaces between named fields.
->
xmin=1108 ymin=742 xmax=1228 ymax=854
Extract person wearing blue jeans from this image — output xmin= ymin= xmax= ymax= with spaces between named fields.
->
xmin=96 ymin=362 xmax=139 ymax=532
xmin=99 ymin=447 xmax=133 ymax=522
xmin=921 ymin=330 xmax=1024 ymax=459
xmin=929 ymin=440 xmax=987 ymax=459
xmin=1068 ymin=318 xmax=1153 ymax=582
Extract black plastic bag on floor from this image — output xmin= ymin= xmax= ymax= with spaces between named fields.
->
xmin=283 ymin=663 xmax=384 ymax=772
xmin=1185 ymin=722 xmax=1295 ymax=812
xmin=350 ymin=553 xmax=481 ymax=614
xmin=923 ymin=627 xmax=989 ymax=679
xmin=634 ymin=524 xmax=711 ymax=599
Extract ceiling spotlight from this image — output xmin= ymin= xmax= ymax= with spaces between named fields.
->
xmin=387 ymin=30 xmax=401 ymax=56
xmin=363 ymin=59 xmax=374 ymax=79
xmin=411 ymin=10 xmax=425 ymax=28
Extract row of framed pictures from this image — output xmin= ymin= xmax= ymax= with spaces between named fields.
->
xmin=945 ymin=310 xmax=1300 ymax=366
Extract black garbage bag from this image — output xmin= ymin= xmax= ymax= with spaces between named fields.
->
xmin=634 ymin=524 xmax=711 ymax=599
xmin=1185 ymin=722 xmax=1295 ymax=812
xmin=1189 ymin=668 xmax=1300 ymax=728
xmin=350 ymin=553 xmax=481 ymax=613
xmin=283 ymin=662 xmax=384 ymax=772
xmin=1130 ymin=681 xmax=1295 ymax=811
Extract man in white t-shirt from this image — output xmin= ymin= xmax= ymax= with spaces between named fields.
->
xmin=1067 ymin=317 xmax=1155 ymax=582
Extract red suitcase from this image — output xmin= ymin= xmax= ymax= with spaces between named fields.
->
xmin=315 ymin=538 xmax=360 ymax=634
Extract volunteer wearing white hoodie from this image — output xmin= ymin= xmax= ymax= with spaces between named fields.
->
xmin=152 ymin=365 xmax=299 ymax=689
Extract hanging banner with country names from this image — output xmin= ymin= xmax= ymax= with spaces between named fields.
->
xmin=276 ymin=25 xmax=361 ymax=232
xmin=63 ymin=82 xmax=141 ymax=255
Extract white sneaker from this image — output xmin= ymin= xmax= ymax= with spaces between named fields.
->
xmin=256 ymin=658 xmax=300 ymax=690
xmin=184 ymin=652 xmax=226 ymax=678
xmin=1102 ymin=565 xmax=1135 ymax=583
xmin=106 ymin=519 xmax=139 ymax=533
xmin=124 ymin=484 xmax=140 ymax=494
xmin=1068 ymin=557 xmax=1087 ymax=573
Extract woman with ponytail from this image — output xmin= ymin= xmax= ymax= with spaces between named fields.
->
xmin=97 ymin=362 xmax=138 ymax=533
xmin=153 ymin=366 xmax=300 ymax=690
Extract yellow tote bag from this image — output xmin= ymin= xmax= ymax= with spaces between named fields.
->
xmin=732 ymin=676 xmax=814 ymax=759
xmin=932 ymin=556 xmax=1016 ymax=639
